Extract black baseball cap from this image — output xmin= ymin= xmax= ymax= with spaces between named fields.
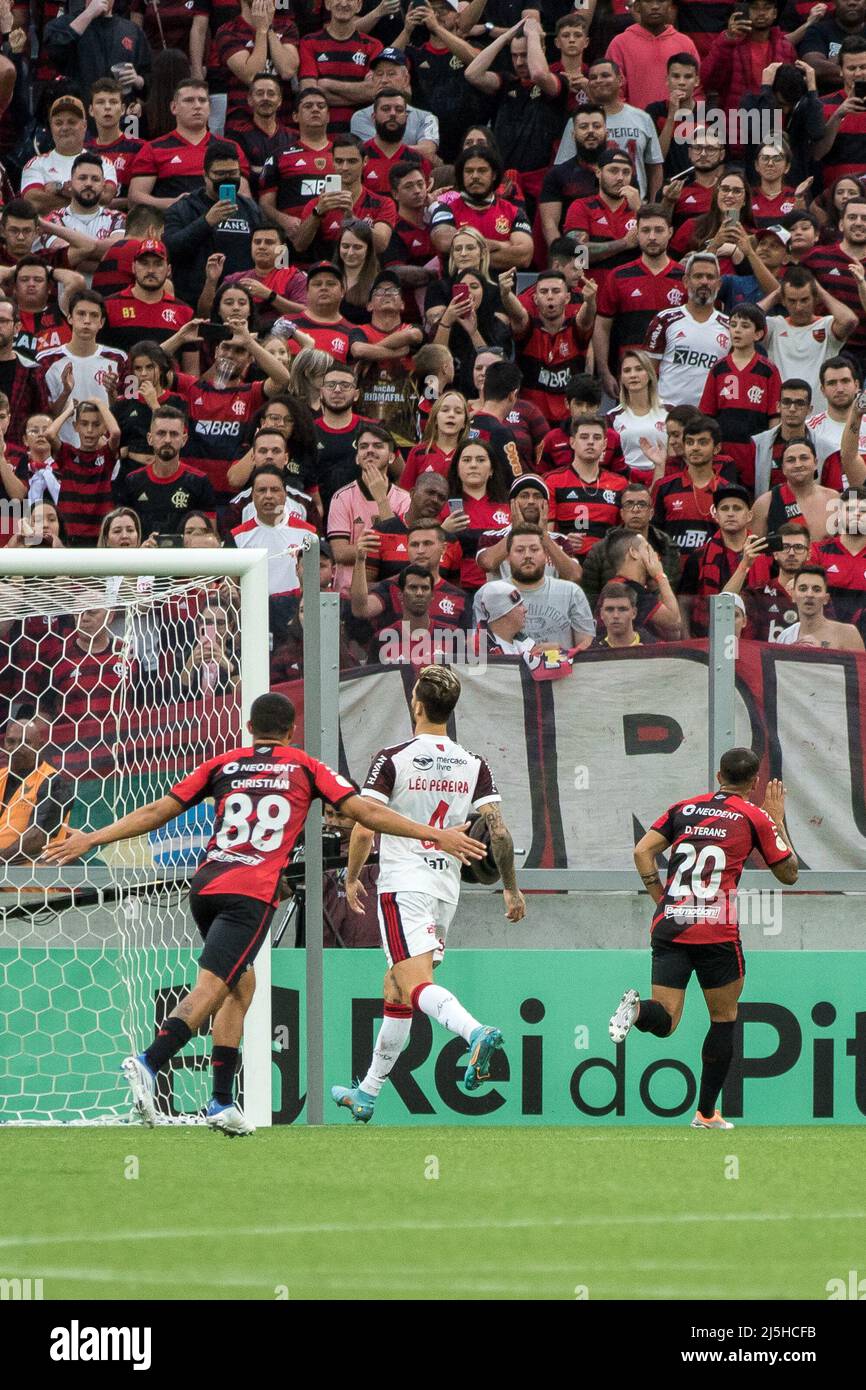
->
xmin=370 ymin=270 xmax=402 ymax=294
xmin=597 ymin=147 xmax=633 ymax=169
xmin=714 ymin=483 xmax=751 ymax=507
xmin=306 ymin=260 xmax=345 ymax=284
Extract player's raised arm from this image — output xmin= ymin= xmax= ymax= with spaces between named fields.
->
xmin=475 ymin=802 xmax=525 ymax=921
xmin=760 ymin=779 xmax=799 ymax=885
xmin=634 ymin=829 xmax=669 ymax=904
xmin=40 ymin=795 xmax=184 ymax=866
xmin=340 ymin=793 xmax=486 ymax=866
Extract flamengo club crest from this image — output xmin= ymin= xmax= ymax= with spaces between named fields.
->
xmin=232 ymin=400 xmax=246 ymax=416
xmin=667 ymin=288 xmax=684 ymax=305
xmin=171 ymin=488 xmax=190 ymax=509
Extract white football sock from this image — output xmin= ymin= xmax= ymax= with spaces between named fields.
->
xmin=359 ymin=1012 xmax=412 ymax=1097
xmin=412 ymin=983 xmax=480 ymax=1044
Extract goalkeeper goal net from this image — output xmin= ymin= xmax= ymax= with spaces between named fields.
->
xmin=0 ymin=547 xmax=271 ymax=1125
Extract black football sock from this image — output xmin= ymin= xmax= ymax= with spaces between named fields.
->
xmin=143 ymin=1016 xmax=192 ymax=1073
xmin=697 ymin=1021 xmax=735 ymax=1116
xmin=634 ymin=1000 xmax=673 ymax=1036
xmin=211 ymin=1045 xmax=239 ymax=1105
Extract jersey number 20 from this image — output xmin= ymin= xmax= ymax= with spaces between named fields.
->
xmin=668 ymin=844 xmax=726 ymax=900
xmin=215 ymin=793 xmax=292 ymax=852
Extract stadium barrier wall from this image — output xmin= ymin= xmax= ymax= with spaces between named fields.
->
xmin=3 ymin=948 xmax=864 ymax=1126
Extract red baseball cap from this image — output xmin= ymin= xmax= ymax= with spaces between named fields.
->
xmin=134 ymin=239 xmax=168 ymax=261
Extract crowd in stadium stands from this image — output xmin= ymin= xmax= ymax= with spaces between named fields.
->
xmin=2 ymin=0 xmax=866 ymax=730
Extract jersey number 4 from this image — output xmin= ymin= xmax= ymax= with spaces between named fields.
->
xmin=668 ymin=844 xmax=726 ymax=900
xmin=420 ymin=799 xmax=449 ymax=850
xmin=215 ymin=793 xmax=292 ymax=852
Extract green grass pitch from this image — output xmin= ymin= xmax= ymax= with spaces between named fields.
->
xmin=1 ymin=1127 xmax=864 ymax=1300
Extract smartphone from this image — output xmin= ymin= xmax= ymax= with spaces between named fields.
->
xmin=199 ymin=322 xmax=234 ymax=345
xmin=218 ymin=183 xmax=238 ymax=205
xmin=157 ymin=533 xmax=183 ymax=548
xmin=573 ymin=244 xmax=589 ymax=271
xmin=323 ymin=174 xmax=342 ymax=195
xmin=447 ymin=498 xmax=464 ymax=513
xmin=452 ymin=282 xmax=471 ymax=304
xmin=764 ymin=532 xmax=785 ymax=553
xmin=855 ymin=80 xmax=866 ymax=99
xmin=723 ymin=208 xmax=740 ymax=227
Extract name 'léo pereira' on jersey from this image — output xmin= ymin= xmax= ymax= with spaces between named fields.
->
xmin=362 ymin=733 xmax=500 ymax=905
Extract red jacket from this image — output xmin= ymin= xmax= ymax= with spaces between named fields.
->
xmin=701 ymin=30 xmax=796 ymax=120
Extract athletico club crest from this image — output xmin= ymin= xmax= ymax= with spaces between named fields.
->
xmin=495 ymin=216 xmax=510 ymax=235
xmin=314 ymin=158 xmax=327 ymax=170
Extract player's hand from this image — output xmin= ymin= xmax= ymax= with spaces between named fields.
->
xmin=41 ymin=830 xmax=97 ymax=865
xmin=761 ymin=777 xmax=786 ymax=826
xmin=434 ymin=821 xmax=487 ymax=864
xmin=346 ymin=877 xmax=367 ymax=913
xmin=503 ymin=887 xmax=526 ymax=922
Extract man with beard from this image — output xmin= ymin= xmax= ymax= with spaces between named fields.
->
xmin=581 ymin=481 xmax=681 ymax=605
xmin=213 ymin=0 xmax=299 ymax=129
xmin=802 ymin=200 xmax=866 ymax=381
xmin=101 ymin=239 xmax=194 ymax=355
xmin=477 ymin=475 xmax=584 ymax=584
xmin=660 ymin=129 xmax=726 ymax=231
xmin=361 ymin=472 xmax=455 ymax=583
xmin=348 ymin=47 xmax=439 ymax=159
xmin=361 ymin=90 xmax=429 ymax=197
xmin=8 ymin=259 xmax=80 ymax=366
xmin=116 ymin=406 xmax=216 ymax=538
xmin=554 ymin=60 xmax=663 ymax=201
xmin=225 ymin=73 xmax=297 ymax=197
xmin=539 ymin=105 xmax=609 ymax=247
xmin=430 ymin=147 xmax=533 ymax=271
xmin=563 ymin=149 xmax=639 ymax=295
xmin=809 ymin=355 xmax=866 ymax=463
xmin=475 ymin=524 xmax=595 ymax=648
xmin=21 ymin=96 xmax=118 ymax=217
xmin=593 ymin=204 xmax=684 ymax=398
xmin=370 ymin=565 xmax=457 ymax=665
xmin=294 ymin=134 xmax=396 ymax=259
xmin=41 ymin=155 xmax=125 ymax=264
xmin=645 ymin=252 xmax=732 ymax=409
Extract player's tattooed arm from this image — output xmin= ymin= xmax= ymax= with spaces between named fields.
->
xmin=478 ymin=803 xmax=526 ymax=922
xmin=634 ymin=830 xmax=669 ymax=904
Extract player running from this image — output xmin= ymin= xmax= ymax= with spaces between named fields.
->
xmin=609 ymin=748 xmax=798 ymax=1129
xmin=42 ymin=692 xmax=486 ymax=1136
xmin=331 ymin=665 xmax=526 ymax=1124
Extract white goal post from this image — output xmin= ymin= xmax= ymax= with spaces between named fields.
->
xmin=0 ymin=546 xmax=275 ymax=1127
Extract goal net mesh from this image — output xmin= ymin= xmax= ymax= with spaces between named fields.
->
xmin=0 ymin=568 xmax=244 ymax=1124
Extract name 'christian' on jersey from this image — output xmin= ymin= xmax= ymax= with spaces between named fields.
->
xmin=362 ymin=733 xmax=500 ymax=904
xmin=650 ymin=791 xmax=791 ymax=945
xmin=170 ymin=744 xmax=356 ymax=905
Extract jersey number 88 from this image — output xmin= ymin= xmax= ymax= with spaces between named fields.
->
xmin=215 ymin=793 xmax=293 ymax=852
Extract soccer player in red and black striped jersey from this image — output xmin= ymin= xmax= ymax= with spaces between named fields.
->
xmin=546 ymin=415 xmax=628 ymax=555
xmin=43 ymin=692 xmax=487 ymax=1136
xmin=504 ymin=268 xmax=596 ymax=425
xmin=594 ymin=204 xmax=685 ymax=397
xmin=699 ymin=304 xmax=782 ymax=483
xmin=609 ymin=748 xmax=797 ymax=1129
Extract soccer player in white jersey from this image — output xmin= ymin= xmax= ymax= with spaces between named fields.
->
xmin=331 ymin=664 xmax=526 ymax=1123
xmin=644 ymin=252 xmax=730 ymax=408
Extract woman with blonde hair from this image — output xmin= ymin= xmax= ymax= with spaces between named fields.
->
xmin=401 ymin=390 xmax=470 ymax=489
xmin=607 ymin=350 xmax=670 ymax=482
xmin=289 ymin=348 xmax=334 ymax=414
xmin=97 ymin=507 xmax=144 ymax=549
xmin=424 ymin=226 xmax=496 ymax=331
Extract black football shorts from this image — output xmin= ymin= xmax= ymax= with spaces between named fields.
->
xmin=190 ymin=891 xmax=275 ymax=986
xmin=651 ymin=937 xmax=745 ymax=991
